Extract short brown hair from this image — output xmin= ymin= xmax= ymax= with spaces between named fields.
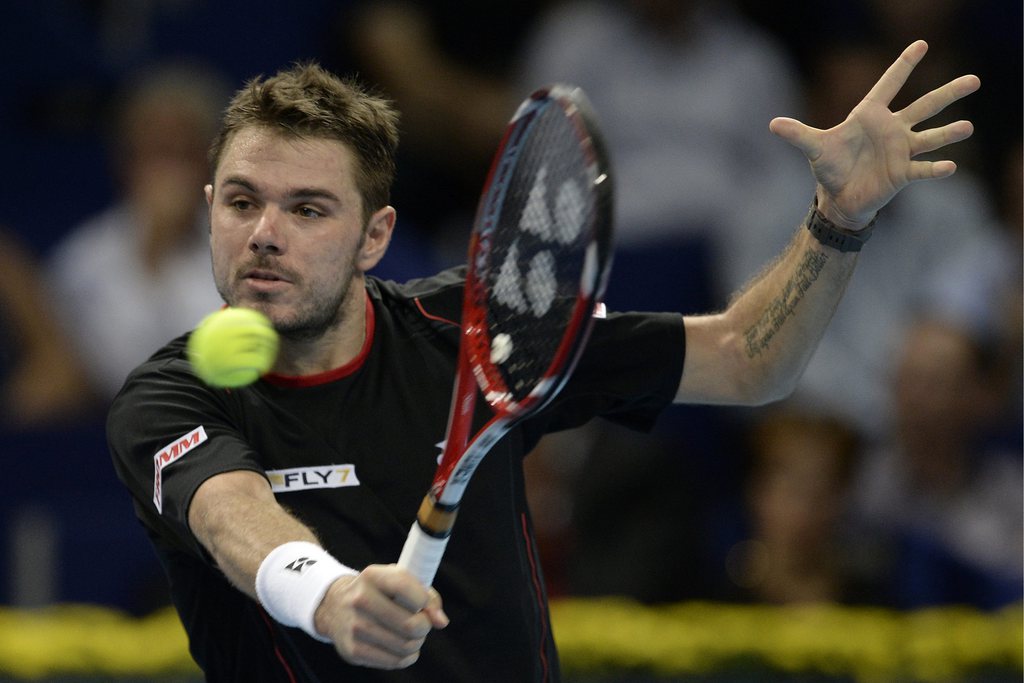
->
xmin=210 ymin=62 xmax=399 ymax=221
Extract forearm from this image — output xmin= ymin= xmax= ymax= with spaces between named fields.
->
xmin=188 ymin=470 xmax=319 ymax=597
xmin=187 ymin=471 xmax=446 ymax=665
xmin=703 ymin=39 xmax=980 ymax=406
xmin=678 ymin=214 xmax=857 ymax=405
xmin=729 ymin=221 xmax=858 ymax=399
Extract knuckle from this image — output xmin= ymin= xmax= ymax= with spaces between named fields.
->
xmin=349 ymin=590 xmax=372 ymax=611
xmin=403 ymin=615 xmax=431 ymax=639
xmin=361 ymin=564 xmax=386 ymax=582
xmin=402 ymin=638 xmax=426 ymax=657
xmin=342 ymin=640 xmax=363 ymax=662
xmin=396 ymin=652 xmax=420 ymax=669
xmin=350 ymin=621 xmax=372 ymax=641
xmin=348 ymin=642 xmax=376 ymax=667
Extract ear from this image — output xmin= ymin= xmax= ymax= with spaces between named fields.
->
xmin=357 ymin=205 xmax=397 ymax=272
xmin=204 ymin=185 xmax=215 ymax=234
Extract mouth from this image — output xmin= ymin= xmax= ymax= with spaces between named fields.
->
xmin=243 ymin=268 xmax=291 ymax=283
xmin=239 ymin=267 xmax=293 ymax=295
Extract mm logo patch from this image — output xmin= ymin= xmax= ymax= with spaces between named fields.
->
xmin=266 ymin=465 xmax=360 ymax=493
xmin=153 ymin=426 xmax=208 ymax=514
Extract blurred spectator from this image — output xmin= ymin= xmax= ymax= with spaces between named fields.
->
xmin=525 ymin=421 xmax=713 ymax=602
xmin=515 ymin=0 xmax=807 ymax=604
xmin=1 ymin=2 xmax=344 ymax=615
xmin=1 ymin=2 xmax=343 ymax=256
xmin=851 ymin=318 xmax=1023 ymax=609
xmin=519 ymin=0 xmax=808 ymax=314
xmin=737 ymin=0 xmax=1021 ymax=190
xmin=723 ymin=411 xmax=876 ymax=605
xmin=844 ymin=0 xmax=1017 ymax=188
xmin=46 ymin=63 xmax=228 ymax=402
xmin=0 ymin=229 xmax=167 ymax=613
xmin=989 ymin=138 xmax=1022 ymax=444
xmin=0 ymin=228 xmax=94 ymax=427
xmin=517 ymin=3 xmax=1018 ymax=609
xmin=331 ymin=0 xmax=551 ymax=262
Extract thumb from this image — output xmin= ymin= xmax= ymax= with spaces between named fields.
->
xmin=769 ymin=117 xmax=823 ymax=162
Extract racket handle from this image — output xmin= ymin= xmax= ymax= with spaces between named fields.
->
xmin=397 ymin=522 xmax=449 ymax=587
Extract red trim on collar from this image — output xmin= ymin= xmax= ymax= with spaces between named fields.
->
xmin=263 ymin=292 xmax=375 ymax=388
xmin=414 ymin=296 xmax=459 ymax=327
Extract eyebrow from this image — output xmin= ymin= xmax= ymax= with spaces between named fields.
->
xmin=290 ymin=187 xmax=342 ymax=203
xmin=219 ymin=176 xmax=342 ymax=203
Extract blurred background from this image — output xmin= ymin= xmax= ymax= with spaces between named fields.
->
xmin=0 ymin=0 xmax=1020 ymax=680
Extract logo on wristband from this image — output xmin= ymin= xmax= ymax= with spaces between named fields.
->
xmin=285 ymin=557 xmax=318 ymax=573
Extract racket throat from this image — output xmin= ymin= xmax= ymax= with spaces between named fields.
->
xmin=415 ymin=494 xmax=460 ymax=539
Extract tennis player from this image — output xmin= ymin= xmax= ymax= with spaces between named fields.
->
xmin=109 ymin=42 xmax=978 ymax=681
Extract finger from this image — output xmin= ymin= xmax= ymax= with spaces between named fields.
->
xmin=864 ymin=40 xmax=929 ymax=107
xmin=910 ymin=120 xmax=974 ymax=157
xmin=769 ymin=117 xmax=824 ymax=161
xmin=423 ymin=588 xmax=449 ymax=629
xmin=357 ymin=588 xmax=435 ymax=639
xmin=343 ymin=571 xmax=433 ymax=638
xmin=899 ymin=74 xmax=981 ymax=126
xmin=363 ymin=565 xmax=432 ymax=613
xmin=346 ymin=635 xmax=422 ymax=670
xmin=350 ymin=617 xmax=427 ymax=659
xmin=908 ymin=159 xmax=957 ymax=182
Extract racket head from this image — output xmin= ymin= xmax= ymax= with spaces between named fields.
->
xmin=462 ymin=84 xmax=614 ymax=419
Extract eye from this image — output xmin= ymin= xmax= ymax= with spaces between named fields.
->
xmin=296 ymin=205 xmax=324 ymax=219
xmin=230 ymin=199 xmax=255 ymax=211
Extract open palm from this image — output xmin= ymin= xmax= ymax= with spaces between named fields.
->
xmin=770 ymin=41 xmax=980 ymax=230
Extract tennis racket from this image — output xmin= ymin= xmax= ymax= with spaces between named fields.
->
xmin=397 ymin=84 xmax=614 ymax=587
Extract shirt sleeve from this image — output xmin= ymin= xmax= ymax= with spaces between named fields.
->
xmin=393 ymin=271 xmax=686 ymax=435
xmin=107 ymin=340 xmax=266 ymax=559
xmin=524 ymin=310 xmax=685 ymax=440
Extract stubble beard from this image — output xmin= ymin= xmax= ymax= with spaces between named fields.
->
xmin=272 ymin=275 xmax=354 ymax=343
xmin=216 ymin=253 xmax=362 ymax=344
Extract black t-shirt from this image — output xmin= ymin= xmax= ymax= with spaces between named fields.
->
xmin=108 ymin=268 xmax=684 ymax=682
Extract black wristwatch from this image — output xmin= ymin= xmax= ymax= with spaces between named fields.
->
xmin=805 ymin=197 xmax=876 ymax=253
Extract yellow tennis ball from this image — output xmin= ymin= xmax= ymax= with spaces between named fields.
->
xmin=186 ymin=307 xmax=279 ymax=387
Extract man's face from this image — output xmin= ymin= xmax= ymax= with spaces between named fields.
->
xmin=206 ymin=126 xmax=389 ymax=340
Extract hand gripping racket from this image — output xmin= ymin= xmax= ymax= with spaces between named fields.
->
xmin=398 ymin=85 xmax=614 ymax=587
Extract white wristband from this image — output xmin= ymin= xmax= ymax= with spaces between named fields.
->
xmin=255 ymin=541 xmax=358 ymax=642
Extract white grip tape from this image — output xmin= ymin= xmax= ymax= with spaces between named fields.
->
xmin=397 ymin=523 xmax=449 ymax=587
xmin=255 ymin=541 xmax=358 ymax=642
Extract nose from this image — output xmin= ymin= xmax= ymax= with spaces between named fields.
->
xmin=250 ymin=206 xmax=287 ymax=255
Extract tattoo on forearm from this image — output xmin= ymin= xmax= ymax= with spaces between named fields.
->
xmin=744 ymin=250 xmax=829 ymax=358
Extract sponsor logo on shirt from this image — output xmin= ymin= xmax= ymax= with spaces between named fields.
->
xmin=266 ymin=465 xmax=360 ymax=493
xmin=152 ymin=426 xmax=208 ymax=514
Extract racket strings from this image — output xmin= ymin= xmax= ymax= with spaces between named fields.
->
xmin=480 ymin=103 xmax=597 ymax=403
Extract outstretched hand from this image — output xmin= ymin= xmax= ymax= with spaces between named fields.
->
xmin=770 ymin=40 xmax=980 ymax=230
